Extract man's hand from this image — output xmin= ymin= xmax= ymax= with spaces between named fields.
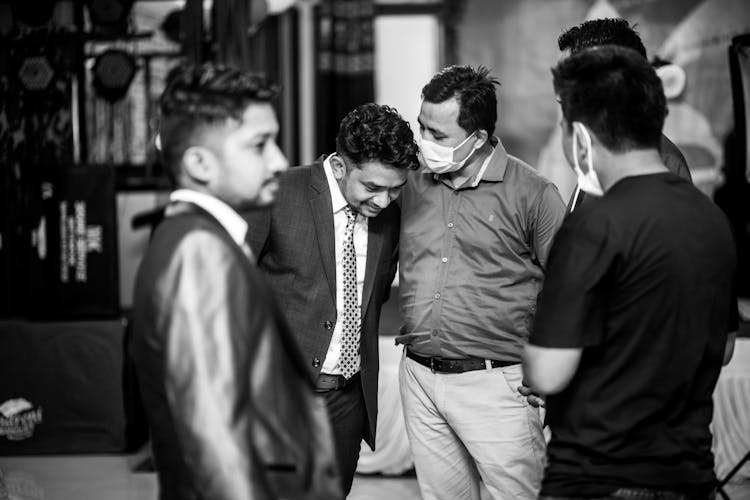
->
xmin=518 ymin=384 xmax=545 ymax=408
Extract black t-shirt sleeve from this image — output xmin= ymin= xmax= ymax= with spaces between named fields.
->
xmin=530 ymin=209 xmax=615 ymax=348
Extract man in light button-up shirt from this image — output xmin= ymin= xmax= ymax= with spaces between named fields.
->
xmin=397 ymin=65 xmax=566 ymax=500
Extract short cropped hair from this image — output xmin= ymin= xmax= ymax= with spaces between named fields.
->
xmin=552 ymin=45 xmax=666 ymax=152
xmin=558 ymin=18 xmax=647 ymax=59
xmin=335 ymin=103 xmax=420 ymax=171
xmin=421 ymin=65 xmax=500 ymax=138
xmin=158 ymin=63 xmax=279 ymax=184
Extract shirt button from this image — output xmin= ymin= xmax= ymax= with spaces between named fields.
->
xmin=312 ymin=357 xmax=321 ymax=368
xmin=447 ymin=222 xmax=454 ymax=228
xmin=324 ymin=320 xmax=333 ymax=330
xmin=441 ymin=257 xmax=448 ymax=263
xmin=434 ymin=293 xmax=441 ymax=299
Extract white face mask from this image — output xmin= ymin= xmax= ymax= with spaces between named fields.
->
xmin=571 ymin=122 xmax=604 ymax=196
xmin=418 ymin=132 xmax=478 ymax=174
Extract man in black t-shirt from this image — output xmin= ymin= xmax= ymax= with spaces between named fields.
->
xmin=523 ymin=46 xmax=738 ymax=499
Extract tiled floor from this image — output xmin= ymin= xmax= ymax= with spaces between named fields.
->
xmin=1 ymin=454 xmax=749 ymax=500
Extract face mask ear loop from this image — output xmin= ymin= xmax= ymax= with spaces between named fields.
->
xmin=580 ymin=125 xmax=594 ymax=176
xmin=451 ymin=131 xmax=479 ymax=164
xmin=573 ymin=124 xmax=580 ymax=171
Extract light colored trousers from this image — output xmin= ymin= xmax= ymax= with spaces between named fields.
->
xmin=399 ymin=354 xmax=546 ymax=500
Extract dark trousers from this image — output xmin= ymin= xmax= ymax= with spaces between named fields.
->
xmin=540 ymin=487 xmax=716 ymax=500
xmin=319 ymin=376 xmax=367 ymax=496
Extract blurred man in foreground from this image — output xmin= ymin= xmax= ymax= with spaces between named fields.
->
xmin=131 ymin=63 xmax=341 ymax=500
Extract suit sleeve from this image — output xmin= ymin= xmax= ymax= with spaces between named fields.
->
xmin=382 ymin=206 xmax=400 ymax=303
xmin=157 ymin=230 xmax=269 ymax=500
xmin=530 ymin=182 xmax=566 ymax=270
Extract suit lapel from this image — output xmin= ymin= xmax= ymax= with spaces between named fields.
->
xmin=308 ymin=163 xmax=337 ymax=301
xmin=361 ymin=213 xmax=384 ymax=318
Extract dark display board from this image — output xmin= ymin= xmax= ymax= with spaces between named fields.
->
xmin=0 ymin=320 xmax=141 ymax=454
xmin=729 ymin=35 xmax=750 ymax=184
xmin=721 ymin=35 xmax=750 ymax=297
xmin=0 ymin=34 xmax=76 ymax=318
xmin=0 ymin=31 xmax=122 ymax=318
xmin=24 ymin=165 xmax=120 ymax=319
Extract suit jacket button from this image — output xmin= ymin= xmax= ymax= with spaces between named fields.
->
xmin=312 ymin=357 xmax=321 ymax=368
xmin=323 ymin=321 xmax=333 ymax=330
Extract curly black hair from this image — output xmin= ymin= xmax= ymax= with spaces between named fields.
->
xmin=335 ymin=103 xmax=419 ymax=171
xmin=558 ymin=18 xmax=648 ymax=59
xmin=421 ymin=65 xmax=500 ymax=138
xmin=158 ymin=63 xmax=280 ymax=184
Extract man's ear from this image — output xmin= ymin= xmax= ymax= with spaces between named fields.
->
xmin=182 ymin=146 xmax=217 ymax=184
xmin=474 ymin=129 xmax=489 ymax=149
xmin=330 ymin=154 xmax=349 ymax=181
xmin=572 ymin=121 xmax=592 ymax=172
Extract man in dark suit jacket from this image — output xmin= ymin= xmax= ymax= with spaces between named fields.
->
xmin=246 ymin=103 xmax=419 ymax=495
xmin=131 ymin=64 xmax=341 ymax=500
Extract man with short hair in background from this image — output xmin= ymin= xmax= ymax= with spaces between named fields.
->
xmin=557 ymin=17 xmax=692 ymax=211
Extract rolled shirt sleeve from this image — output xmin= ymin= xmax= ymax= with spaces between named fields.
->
xmin=530 ymin=182 xmax=567 ymax=270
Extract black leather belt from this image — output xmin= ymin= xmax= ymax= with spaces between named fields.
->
xmin=406 ymin=348 xmax=514 ymax=373
xmin=314 ymin=371 xmax=360 ymax=392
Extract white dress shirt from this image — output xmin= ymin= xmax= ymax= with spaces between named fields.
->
xmin=321 ymin=155 xmax=368 ymax=375
xmin=169 ymin=189 xmax=253 ymax=259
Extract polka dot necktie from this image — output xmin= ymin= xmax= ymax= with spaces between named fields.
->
xmin=339 ymin=206 xmax=361 ymax=379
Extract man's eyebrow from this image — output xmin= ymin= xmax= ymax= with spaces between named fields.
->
xmin=243 ymin=131 xmax=275 ymax=143
xmin=417 ymin=118 xmax=444 ymax=137
xmin=364 ymin=179 xmax=408 ymax=189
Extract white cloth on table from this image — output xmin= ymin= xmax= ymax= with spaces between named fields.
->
xmin=712 ymin=337 xmax=750 ymax=481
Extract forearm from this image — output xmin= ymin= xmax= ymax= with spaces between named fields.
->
xmin=522 ymin=344 xmax=582 ymax=395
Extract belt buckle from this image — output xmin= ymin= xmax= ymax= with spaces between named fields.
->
xmin=430 ymin=356 xmax=435 ymax=374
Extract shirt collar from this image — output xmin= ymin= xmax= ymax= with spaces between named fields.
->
xmin=478 ymin=137 xmax=509 ymax=183
xmin=169 ymin=189 xmax=248 ymax=247
xmin=323 ymin=154 xmax=349 ymax=214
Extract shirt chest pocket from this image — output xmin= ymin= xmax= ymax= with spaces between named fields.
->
xmin=455 ymin=212 xmax=527 ymax=260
